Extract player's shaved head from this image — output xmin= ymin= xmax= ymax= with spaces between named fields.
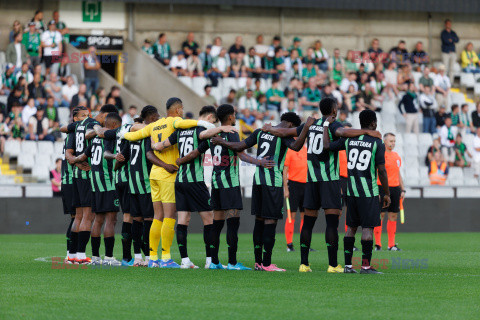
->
xmin=319 ymin=97 xmax=337 ymax=116
xmin=280 ymin=112 xmax=301 ymax=127
xmin=105 ymin=112 xmax=122 ymax=129
xmin=100 ymin=104 xmax=118 ymax=114
xmin=217 ymin=104 xmax=235 ymax=124
xmin=166 ymin=97 xmax=182 ymax=110
xmin=359 ymin=110 xmax=377 ymax=129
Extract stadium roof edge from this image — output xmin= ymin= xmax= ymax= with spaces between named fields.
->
xmin=104 ymin=0 xmax=480 ymax=14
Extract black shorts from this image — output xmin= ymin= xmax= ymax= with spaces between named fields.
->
xmin=346 ymin=196 xmax=381 ymax=228
xmin=340 ymin=177 xmax=348 ymax=207
xmin=287 ymin=180 xmax=305 ymax=213
xmin=379 ymin=186 xmax=401 ymax=213
xmin=130 ymin=193 xmax=154 ymax=218
xmin=43 ymin=55 xmax=55 ymax=68
xmin=303 ymin=180 xmax=342 ymax=211
xmin=251 ymin=184 xmax=284 ymax=220
xmin=92 ymin=190 xmax=120 ymax=214
xmin=175 ymin=181 xmax=212 ymax=212
xmin=61 ymin=183 xmax=75 ymax=215
xmin=72 ymin=177 xmax=92 ymax=208
xmin=116 ymin=181 xmax=131 ymax=214
xmin=211 ymin=186 xmax=243 ymax=211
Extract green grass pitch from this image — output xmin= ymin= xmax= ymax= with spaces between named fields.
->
xmin=1 ymin=232 xmax=479 ymax=319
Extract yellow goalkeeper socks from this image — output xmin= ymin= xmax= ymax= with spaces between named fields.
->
xmin=161 ymin=218 xmax=176 ymax=261
xmin=149 ymin=219 xmax=163 ymax=261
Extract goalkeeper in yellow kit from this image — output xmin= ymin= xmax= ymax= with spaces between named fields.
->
xmin=120 ymin=98 xmax=209 ymax=268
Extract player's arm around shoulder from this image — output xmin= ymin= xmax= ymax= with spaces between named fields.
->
xmin=211 ymin=129 xmax=258 ymax=152
xmin=261 ymin=122 xmax=299 ymax=138
xmin=123 ymin=122 xmax=153 ymax=141
xmin=288 ymin=116 xmax=315 ymax=151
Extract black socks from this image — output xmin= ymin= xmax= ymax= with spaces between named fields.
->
xmin=262 ymin=223 xmax=277 ymax=267
xmin=344 ymin=237 xmax=355 ymax=266
xmin=66 ymin=218 xmax=74 ymax=253
xmin=211 ymin=220 xmax=225 ymax=264
xmin=91 ymin=236 xmax=101 ymax=257
xmin=325 ymin=214 xmax=339 ymax=267
xmin=226 ymin=217 xmax=240 ymax=265
xmin=77 ymin=231 xmax=91 ymax=253
xmin=361 ymin=240 xmax=373 ymax=267
xmin=177 ymin=224 xmax=188 ymax=258
xmin=142 ymin=220 xmax=152 ymax=257
xmin=253 ymin=218 xmax=264 ymax=265
xmin=70 ymin=231 xmax=78 ymax=255
xmin=121 ymin=222 xmax=132 ymax=261
xmin=104 ymin=237 xmax=115 ymax=257
xmin=300 ymin=215 xmax=317 ymax=265
xmin=203 ymin=224 xmax=213 ymax=258
xmin=132 ymin=220 xmax=143 ymax=255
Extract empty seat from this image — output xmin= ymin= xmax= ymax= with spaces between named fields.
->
xmin=192 ymin=77 xmax=208 ymax=96
xmin=32 ymin=165 xmax=50 ymax=181
xmin=403 ymin=133 xmax=418 ymax=146
xmin=54 ymin=141 xmax=64 ymax=155
xmin=37 ymin=141 xmax=54 ymax=155
xmin=474 ymin=84 xmax=480 ymax=96
xmin=17 ymin=154 xmax=35 ymax=169
xmin=35 ymin=154 xmax=52 ymax=167
xmin=448 ymin=167 xmax=464 ymax=180
xmin=460 ymin=73 xmax=475 ymax=89
xmin=404 ymin=157 xmax=419 ymax=168
xmin=21 ymin=141 xmax=38 ymax=154
xmin=57 ymin=107 xmax=70 ymax=125
xmin=418 ymin=133 xmax=433 ymax=146
xmin=5 ymin=140 xmax=21 ymax=157
xmin=178 ymin=76 xmax=193 ymax=88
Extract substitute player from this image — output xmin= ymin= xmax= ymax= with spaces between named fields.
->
xmin=120 ymin=98 xmax=209 ymax=268
xmin=212 ymin=113 xmax=313 ymax=271
xmin=263 ymin=98 xmax=381 ymax=273
xmin=283 ymin=138 xmax=307 ymax=252
xmin=72 ymin=112 xmax=122 ymax=266
xmin=325 ymin=110 xmax=390 ymax=274
xmin=375 ymin=133 xmax=405 ymax=251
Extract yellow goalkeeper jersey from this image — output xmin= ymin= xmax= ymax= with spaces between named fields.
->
xmin=124 ymin=117 xmax=198 ymax=182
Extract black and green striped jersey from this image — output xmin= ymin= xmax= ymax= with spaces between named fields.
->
xmin=345 ymin=135 xmax=385 ymax=198
xmin=168 ymin=127 xmax=209 ymax=183
xmin=296 ymin=118 xmax=343 ymax=183
xmin=61 ymin=132 xmax=74 ymax=185
xmin=103 ymin=124 xmax=132 ymax=185
xmin=120 ymin=138 xmax=152 ymax=194
xmin=66 ymin=117 xmax=100 ymax=180
xmin=206 ymin=132 xmax=240 ymax=189
xmin=244 ymin=129 xmax=295 ymax=187
xmin=84 ymin=137 xmax=116 ymax=193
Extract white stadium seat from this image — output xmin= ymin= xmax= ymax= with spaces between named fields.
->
xmin=403 ymin=133 xmax=418 ymax=146
xmin=35 ymin=154 xmax=52 ymax=167
xmin=37 ymin=141 xmax=54 ymax=155
xmin=57 ymin=107 xmax=70 ymax=125
xmin=460 ymin=73 xmax=475 ymax=89
xmin=418 ymin=133 xmax=433 ymax=146
xmin=21 ymin=141 xmax=37 ymax=154
xmin=32 ymin=165 xmax=50 ymax=181
xmin=54 ymin=141 xmax=64 ymax=155
xmin=192 ymin=77 xmax=208 ymax=96
xmin=17 ymin=153 xmax=35 ymax=169
xmin=474 ymin=84 xmax=480 ymax=96
xmin=178 ymin=76 xmax=193 ymax=88
xmin=5 ymin=140 xmax=21 ymax=157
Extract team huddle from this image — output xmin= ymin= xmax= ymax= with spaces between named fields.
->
xmin=60 ymin=96 xmax=398 ymax=273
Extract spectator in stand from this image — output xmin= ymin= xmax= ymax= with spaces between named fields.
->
xmin=435 ymin=106 xmax=448 ymax=130
xmin=22 ymin=97 xmax=37 ymax=126
xmin=337 ymin=110 xmax=349 ymax=125
xmin=55 ymin=55 xmax=72 ymax=84
xmin=418 ymin=67 xmax=434 ymax=92
xmin=284 ymin=49 xmax=303 ymax=80
xmin=186 ymin=49 xmax=204 ymax=77
xmin=237 ymin=108 xmax=257 ymax=131
xmin=441 ymin=19 xmax=459 ymax=81
xmin=2 ymin=64 xmax=16 ymax=93
xmin=473 ymin=127 xmax=480 ymax=178
xmin=235 ymin=77 xmax=253 ymax=98
xmin=274 ymin=47 xmax=285 ymax=81
xmin=269 ymin=35 xmax=282 ymax=53
xmin=26 ymin=106 xmax=54 ymax=142
xmin=460 ymin=42 xmax=480 ymax=73
xmin=383 ymin=61 xmax=399 ymax=99
xmin=283 ymin=77 xmax=301 ymax=102
xmin=230 ymin=51 xmax=246 ymax=78
xmin=122 ymin=105 xmax=138 ymax=125
xmin=51 ymin=158 xmax=62 ymax=196
xmin=411 ymin=41 xmax=429 ymax=70
xmin=154 ymin=33 xmax=171 ymax=65
xmin=45 ymin=96 xmax=59 ymax=134
xmin=389 ymin=40 xmax=409 ymax=66
xmin=244 ymin=47 xmax=262 ymax=79
xmin=220 ymin=89 xmax=238 ymax=107
xmin=471 ymin=102 xmax=480 ymax=129
xmin=418 ymin=85 xmax=437 ymax=134
xmin=254 ymin=34 xmax=269 ymax=58
xmin=282 ymin=98 xmax=299 ymax=115
xmin=210 ymin=37 xmax=223 ymax=57
xmin=142 ymin=39 xmax=154 ymax=58
xmin=340 ymin=71 xmax=358 ymax=93
xmin=367 ymin=38 xmax=384 ymax=63
xmin=288 ymin=37 xmax=303 ymax=58
xmin=262 ymin=50 xmax=277 ymax=79
xmin=429 ymin=151 xmax=449 ymax=185
xmin=265 ymin=79 xmax=285 ymax=115
xmin=202 ymin=85 xmax=217 ymax=107
xmin=459 ymin=103 xmax=475 ymax=135
xmin=29 ymin=10 xmax=46 ymax=33
xmin=199 ymin=44 xmax=213 ymax=76
xmin=238 ymin=89 xmax=258 ymax=113
xmin=70 ymin=83 xmax=90 ymax=110
xmin=0 ymin=113 xmax=8 ymax=154
xmin=9 ymin=20 xmax=22 ymax=43
xmin=301 ymin=55 xmax=317 ymax=83
xmin=344 ymin=50 xmax=358 ymax=73
xmin=313 ymin=40 xmax=329 ymax=72
xmin=182 ymin=32 xmax=199 ymax=56
xmin=83 ymin=46 xmax=101 ymax=97
xmin=398 ymin=82 xmax=419 ymax=134
xmin=439 ymin=117 xmax=458 ymax=166
xmin=28 ymin=73 xmax=46 ymax=106
xmin=228 ymin=36 xmax=246 ymax=60
xmin=53 ymin=10 xmax=69 ymax=45
xmin=61 ymin=76 xmax=78 ymax=107
xmin=425 ymin=135 xmax=441 ymax=166
xmin=41 ymin=20 xmax=62 ymax=75
xmin=44 ymin=72 xmax=64 ymax=107
xmin=7 ymin=86 xmax=25 ymax=113
xmin=209 ymin=48 xmax=230 ymax=86
xmin=6 ymin=32 xmax=28 ymax=71
xmin=185 ymin=112 xmax=194 ymax=120
xmin=15 ymin=62 xmax=34 ymax=85
xmin=253 ymin=78 xmax=264 ymax=99
xmin=329 ymin=48 xmax=345 ymax=71
xmin=22 ymin=22 xmax=41 ymax=66
xmin=434 ymin=64 xmax=451 ymax=110
xmin=106 ymin=86 xmax=123 ymax=111
xmin=300 ymin=78 xmax=321 ymax=117
xmin=169 ymin=51 xmax=188 ymax=76
xmin=450 ymin=104 xmax=460 ymax=126
xmin=397 ymin=64 xmax=413 ymax=88
xmin=454 ymin=134 xmax=471 ymax=167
